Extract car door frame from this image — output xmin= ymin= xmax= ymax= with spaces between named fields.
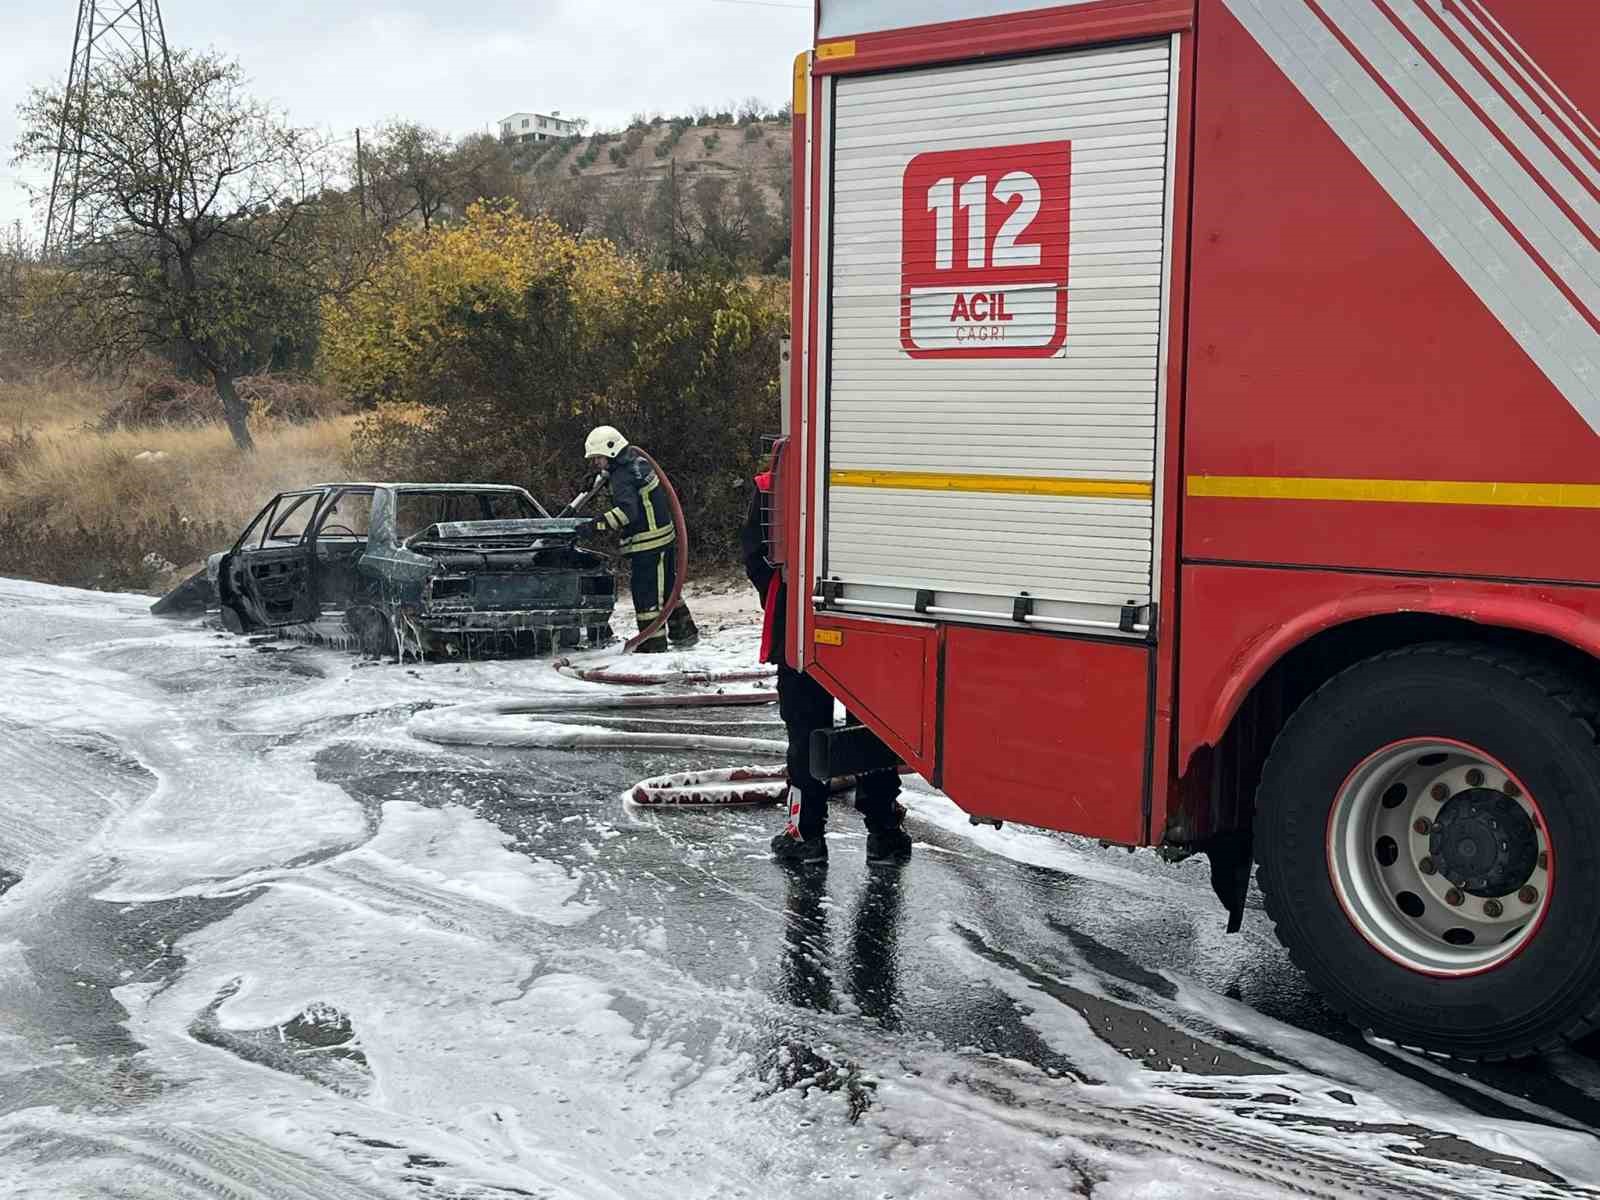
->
xmin=305 ymin=485 xmax=379 ymax=612
xmin=227 ymin=489 xmax=329 ymax=629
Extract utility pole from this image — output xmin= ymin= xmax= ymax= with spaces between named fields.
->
xmin=669 ymin=157 xmax=678 ymax=270
xmin=355 ymin=127 xmax=368 ymax=226
xmin=43 ymin=0 xmax=177 ymax=257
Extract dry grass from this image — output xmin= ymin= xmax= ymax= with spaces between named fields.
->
xmin=0 ymin=367 xmax=356 ymax=591
xmin=0 ymin=413 xmax=357 ymax=533
xmin=0 ymin=371 xmax=119 ymax=437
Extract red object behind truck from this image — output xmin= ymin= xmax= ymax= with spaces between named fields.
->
xmin=783 ymin=0 xmax=1600 ymax=1058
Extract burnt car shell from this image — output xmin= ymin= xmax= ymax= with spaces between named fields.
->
xmin=155 ymin=483 xmax=616 ymax=657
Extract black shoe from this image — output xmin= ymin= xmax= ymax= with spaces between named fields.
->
xmin=668 ymin=611 xmax=699 ymax=648
xmin=770 ymin=828 xmax=827 ymax=866
xmin=865 ymin=826 xmax=913 ymax=865
xmin=634 ymin=636 xmax=669 ymax=654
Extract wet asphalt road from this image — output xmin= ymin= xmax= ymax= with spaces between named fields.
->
xmin=1 ymin=581 xmax=1599 ymax=1198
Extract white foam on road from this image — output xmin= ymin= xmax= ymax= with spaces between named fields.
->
xmin=348 ymin=800 xmax=596 ymax=925
xmin=1 ymin=576 xmax=1597 ymax=1199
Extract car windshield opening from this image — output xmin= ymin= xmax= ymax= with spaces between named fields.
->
xmin=395 ymin=491 xmax=542 ymax=540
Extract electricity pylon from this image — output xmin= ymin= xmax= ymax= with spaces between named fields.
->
xmin=43 ymin=0 xmax=176 ymax=256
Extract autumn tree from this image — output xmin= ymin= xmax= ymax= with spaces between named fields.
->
xmin=648 ymin=165 xmax=781 ymax=274
xmin=452 ymin=132 xmax=526 ymax=211
xmin=14 ymin=47 xmax=350 ymax=450
xmin=358 ymin=120 xmax=455 ymax=232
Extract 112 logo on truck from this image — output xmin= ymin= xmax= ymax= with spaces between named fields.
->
xmin=898 ymin=140 xmax=1072 ymax=358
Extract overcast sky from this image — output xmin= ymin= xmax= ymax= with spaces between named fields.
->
xmin=0 ymin=0 xmax=810 ymax=236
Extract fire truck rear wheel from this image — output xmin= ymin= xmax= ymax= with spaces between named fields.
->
xmin=1255 ymin=642 xmax=1600 ymax=1060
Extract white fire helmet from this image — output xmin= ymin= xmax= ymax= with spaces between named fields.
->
xmin=584 ymin=425 xmax=628 ymax=459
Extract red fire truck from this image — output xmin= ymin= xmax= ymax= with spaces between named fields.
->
xmin=780 ymin=0 xmax=1600 ymax=1058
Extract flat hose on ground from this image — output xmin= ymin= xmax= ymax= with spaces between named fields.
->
xmin=554 ymin=662 xmax=774 ymax=686
xmin=624 ymin=447 xmax=689 ymax=655
xmin=409 ymin=688 xmax=783 ymax=754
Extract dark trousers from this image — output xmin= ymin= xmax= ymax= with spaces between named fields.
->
xmin=627 ymin=545 xmax=694 ymax=643
xmin=777 ymin=664 xmax=900 ymax=838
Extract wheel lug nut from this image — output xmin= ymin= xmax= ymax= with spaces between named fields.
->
xmin=1418 ymin=857 xmax=1437 ymax=875
xmin=1446 ymin=888 xmax=1464 ymax=907
xmin=1519 ymin=886 xmax=1539 ymax=905
xmin=1538 ymin=851 xmax=1548 ymax=871
xmin=1483 ymin=899 xmax=1504 ymax=918
xmin=1503 ymin=780 xmax=1521 ymax=798
xmin=1430 ymin=784 xmax=1449 ymax=802
xmin=1413 ymin=817 xmax=1432 ymax=835
xmin=1465 ymin=768 xmax=1485 ymax=787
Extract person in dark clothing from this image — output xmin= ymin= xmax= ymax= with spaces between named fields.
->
xmin=742 ymin=467 xmax=911 ymax=866
xmin=585 ymin=425 xmax=698 ymax=653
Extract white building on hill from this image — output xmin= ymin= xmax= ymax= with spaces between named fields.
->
xmin=499 ymin=111 xmax=583 ymax=143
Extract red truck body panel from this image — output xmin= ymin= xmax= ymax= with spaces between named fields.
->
xmin=794 ymin=0 xmax=1600 ymax=846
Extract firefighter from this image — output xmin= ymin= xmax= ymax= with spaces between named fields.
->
xmin=584 ymin=426 xmax=698 ymax=653
xmin=742 ymin=465 xmax=912 ymax=866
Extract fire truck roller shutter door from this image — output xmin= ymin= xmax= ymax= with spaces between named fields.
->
xmin=821 ymin=38 xmax=1175 ymax=633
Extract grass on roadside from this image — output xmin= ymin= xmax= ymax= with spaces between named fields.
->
xmin=0 ymin=371 xmax=357 ymax=592
xmin=1 ymin=414 xmax=358 ymax=532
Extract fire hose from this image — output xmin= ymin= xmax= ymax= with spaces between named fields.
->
xmin=409 ymin=687 xmax=797 ymax=805
xmin=409 ymin=682 xmax=911 ymax=809
xmin=409 ymin=688 xmax=781 ymax=754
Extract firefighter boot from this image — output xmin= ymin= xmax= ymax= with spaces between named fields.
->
xmin=770 ymin=827 xmax=828 ymax=866
xmin=667 ymin=605 xmax=700 ymax=649
xmin=634 ymin=613 xmax=669 ymax=653
xmin=865 ymin=801 xmax=913 ymax=865
xmin=771 ymin=786 xmax=827 ymax=866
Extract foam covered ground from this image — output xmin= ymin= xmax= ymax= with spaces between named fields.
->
xmin=0 ymin=576 xmax=1597 ymax=1199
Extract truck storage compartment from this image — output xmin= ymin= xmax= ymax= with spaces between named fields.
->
xmin=941 ymin=625 xmax=1150 ymax=843
xmin=817 ymin=36 xmax=1177 ymax=636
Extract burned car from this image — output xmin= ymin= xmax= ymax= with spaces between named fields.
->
xmin=153 ymin=483 xmax=616 ymax=657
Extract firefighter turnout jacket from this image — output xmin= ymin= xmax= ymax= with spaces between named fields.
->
xmin=741 ymin=472 xmax=787 ymax=668
xmin=598 ymin=446 xmax=676 ymax=554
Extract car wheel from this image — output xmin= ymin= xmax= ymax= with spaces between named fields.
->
xmin=346 ymin=607 xmax=394 ymax=660
xmin=1255 ymin=642 xmax=1600 ymax=1060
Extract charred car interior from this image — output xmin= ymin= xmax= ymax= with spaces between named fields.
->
xmin=153 ymin=483 xmax=616 ymax=658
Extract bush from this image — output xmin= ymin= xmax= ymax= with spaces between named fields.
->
xmin=96 ymin=372 xmax=343 ymax=431
xmin=324 ymin=205 xmax=785 ymax=566
xmin=703 ymin=133 xmax=722 ymax=156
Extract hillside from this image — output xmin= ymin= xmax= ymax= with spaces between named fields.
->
xmin=517 ymin=118 xmax=792 ymax=242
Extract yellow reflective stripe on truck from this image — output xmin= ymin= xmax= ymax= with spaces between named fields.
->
xmin=793 ymin=51 xmax=810 ymax=116
xmin=1187 ymin=475 xmax=1600 ymax=509
xmin=830 ymin=469 xmax=1154 ymax=500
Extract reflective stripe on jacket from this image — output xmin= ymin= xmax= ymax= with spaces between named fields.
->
xmin=601 ymin=446 xmax=676 ymax=553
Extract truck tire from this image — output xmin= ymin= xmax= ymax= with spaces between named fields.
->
xmin=1255 ymin=642 xmax=1600 ymax=1060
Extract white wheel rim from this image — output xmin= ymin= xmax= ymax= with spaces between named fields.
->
xmin=1326 ymin=739 xmax=1553 ymax=976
